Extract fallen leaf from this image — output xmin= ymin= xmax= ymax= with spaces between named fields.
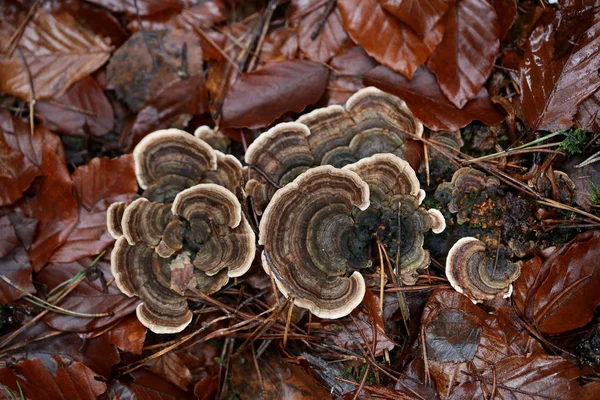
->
xmin=0 ymin=357 xmax=107 ymax=400
xmin=379 ymin=0 xmax=451 ymax=40
xmin=130 ymin=369 xmax=196 ymax=400
xmin=85 ymin=0 xmax=183 ymax=17
xmin=520 ymin=7 xmax=600 ymax=131
xmin=149 ymin=353 xmax=193 ymax=391
xmin=2 ymin=204 xmax=38 ymax=251
xmin=0 ymin=128 xmax=40 ymax=207
xmin=39 ymin=253 xmax=139 ymax=333
xmin=290 ymin=0 xmax=351 ymax=63
xmin=574 ymin=89 xmax=600 ymax=131
xmin=230 ymin=350 xmax=332 ymax=400
xmin=494 ymin=0 xmax=518 ymax=39
xmin=258 ymin=27 xmax=298 ymax=65
xmin=0 ymin=4 xmax=112 ymax=101
xmin=324 ymin=46 xmax=378 ymax=105
xmin=0 ymin=212 xmax=19 ymax=258
xmin=74 ymin=5 xmax=129 ymax=48
xmin=219 ymin=60 xmax=329 ymax=129
xmin=337 ymin=0 xmax=443 ymax=78
xmin=125 ymin=73 xmax=208 ymax=150
xmin=365 ymin=65 xmax=504 ymax=131
xmin=427 ymin=0 xmax=500 ymax=108
xmin=0 ymin=247 xmax=34 ymax=303
xmin=562 ymin=153 xmax=600 ymax=211
xmin=104 ymin=314 xmax=147 ymax=355
xmin=106 ymin=28 xmax=203 ymax=112
xmin=49 ymin=155 xmax=138 ymax=263
xmin=514 ymin=230 xmax=600 ymax=334
xmin=35 ymin=76 xmax=114 ymax=137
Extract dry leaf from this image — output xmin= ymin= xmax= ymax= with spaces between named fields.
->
xmin=379 ymin=0 xmax=451 ymax=39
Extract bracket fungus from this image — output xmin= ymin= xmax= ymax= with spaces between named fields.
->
xmin=446 ymin=237 xmax=522 ymax=303
xmin=260 ymin=154 xmax=445 ymax=319
xmin=108 ymin=129 xmax=254 ymax=333
xmin=245 ymin=86 xmax=424 ymax=214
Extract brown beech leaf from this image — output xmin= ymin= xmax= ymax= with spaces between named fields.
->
xmin=575 ymin=89 xmax=600 ymax=131
xmin=427 ymin=0 xmax=500 ymax=108
xmin=520 ymin=9 xmax=600 ymax=131
xmin=149 ymin=353 xmax=193 ymax=391
xmin=324 ymin=46 xmax=378 ymax=105
xmin=0 ymin=247 xmax=34 ymax=303
xmin=24 ymin=141 xmax=79 ymax=271
xmin=515 ymin=230 xmax=600 ymax=334
xmin=379 ymin=0 xmax=451 ymax=39
xmin=258 ymin=27 xmax=299 ymax=65
xmin=125 ymin=73 xmax=208 ymax=150
xmin=85 ymin=0 xmax=183 ymax=17
xmin=219 ymin=60 xmax=329 ymax=129
xmin=74 ymin=6 xmax=129 ymax=48
xmin=49 ymin=155 xmax=138 ymax=263
xmin=337 ymin=0 xmax=443 ymax=78
xmin=290 ymin=0 xmax=351 ymax=63
xmin=0 ymin=357 xmax=106 ymax=400
xmin=35 ymin=77 xmax=114 ymax=137
xmin=106 ymin=28 xmax=203 ymax=112
xmin=230 ymin=350 xmax=332 ymax=400
xmin=0 ymin=212 xmax=19 ymax=258
xmin=105 ymin=314 xmax=147 ymax=354
xmin=365 ymin=65 xmax=504 ymax=130
xmin=127 ymin=370 xmax=195 ymax=400
xmin=0 ymin=129 xmax=40 ymax=207
xmin=494 ymin=0 xmax=518 ymax=39
xmin=0 ymin=5 xmax=112 ymax=101
xmin=39 ymin=253 xmax=139 ymax=333
xmin=449 ymin=355 xmax=600 ymax=399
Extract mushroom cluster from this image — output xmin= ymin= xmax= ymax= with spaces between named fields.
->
xmin=446 ymin=237 xmax=521 ymax=303
xmin=107 ymin=129 xmax=255 ymax=333
xmin=259 ymin=154 xmax=445 ymax=319
xmin=245 ymin=87 xmax=424 ymax=214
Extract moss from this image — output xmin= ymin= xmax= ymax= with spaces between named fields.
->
xmin=558 ymin=128 xmax=588 ymax=156
xmin=590 ymin=182 xmax=600 ymax=205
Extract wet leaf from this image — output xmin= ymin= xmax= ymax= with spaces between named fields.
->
xmin=35 ymin=77 xmax=114 ymax=137
xmin=130 ymin=369 xmax=195 ymax=400
xmin=325 ymin=46 xmax=378 ymax=105
xmin=0 ymin=129 xmax=40 ymax=207
xmin=290 ymin=0 xmax=351 ymax=63
xmin=494 ymin=0 xmax=518 ymax=39
xmin=149 ymin=353 xmax=193 ymax=391
xmin=0 ymin=4 xmax=112 ymax=101
xmin=427 ymin=0 xmax=500 ymax=108
xmin=365 ymin=65 xmax=504 ymax=131
xmin=379 ymin=0 xmax=451 ymax=40
xmin=0 ymin=212 xmax=19 ymax=258
xmin=125 ymin=73 xmax=208 ymax=150
xmin=0 ymin=357 xmax=107 ymax=400
xmin=425 ymin=309 xmax=482 ymax=363
xmin=337 ymin=0 xmax=443 ymax=78
xmin=106 ymin=28 xmax=203 ymax=111
xmin=574 ymin=88 xmax=600 ymax=131
xmin=514 ymin=230 xmax=600 ymax=334
xmin=520 ymin=8 xmax=600 ymax=131
xmin=85 ymin=0 xmax=183 ymax=17
xmin=230 ymin=350 xmax=332 ymax=400
xmin=49 ymin=155 xmax=138 ymax=263
xmin=0 ymin=247 xmax=34 ymax=303
xmin=74 ymin=6 xmax=129 ymax=48
xmin=219 ymin=60 xmax=329 ymax=129
xmin=258 ymin=27 xmax=298 ymax=65
xmin=39 ymin=253 xmax=139 ymax=333
xmin=105 ymin=314 xmax=147 ymax=355
xmin=562 ymin=153 xmax=600 ymax=211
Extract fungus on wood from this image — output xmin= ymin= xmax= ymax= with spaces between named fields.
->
xmin=260 ymin=154 xmax=445 ymax=319
xmin=245 ymin=86 xmax=424 ymax=214
xmin=446 ymin=237 xmax=522 ymax=303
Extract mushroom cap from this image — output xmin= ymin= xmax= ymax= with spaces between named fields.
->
xmin=446 ymin=237 xmax=522 ymax=303
xmin=244 ymin=87 xmax=423 ymax=214
xmin=111 ymin=237 xmax=193 ymax=334
xmin=107 ymin=201 xmax=128 ymax=239
xmin=134 ymin=129 xmax=218 ymax=190
xmin=194 ymin=125 xmax=231 ymax=153
xmin=121 ymin=198 xmax=174 ymax=246
xmin=259 ymin=165 xmax=370 ymax=318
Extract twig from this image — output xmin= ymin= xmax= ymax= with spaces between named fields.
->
xmin=247 ymin=0 xmax=279 ymax=72
xmin=17 ymin=48 xmax=35 ymax=137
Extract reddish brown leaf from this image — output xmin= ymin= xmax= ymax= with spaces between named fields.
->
xmin=574 ymin=89 xmax=600 ymax=131
xmin=125 ymin=74 xmax=209 ymax=150
xmin=74 ymin=6 xmax=129 ymax=48
xmin=494 ymin=0 xmax=518 ymax=39
xmin=219 ymin=60 xmax=329 ymax=129
xmin=0 ymin=212 xmax=19 ymax=258
xmin=515 ymin=230 xmax=600 ymax=334
xmin=520 ymin=9 xmax=600 ymax=131
xmin=130 ymin=370 xmax=195 ymax=400
xmin=427 ymin=0 xmax=500 ymax=108
xmin=24 ymin=141 xmax=79 ymax=271
xmin=149 ymin=353 xmax=193 ymax=391
xmin=106 ymin=29 xmax=203 ymax=112
xmin=337 ymin=0 xmax=443 ymax=78
xmin=365 ymin=65 xmax=504 ymax=130
xmin=324 ymin=46 xmax=378 ymax=105
xmin=0 ymin=357 xmax=106 ymax=400
xmin=49 ymin=155 xmax=138 ymax=263
xmin=449 ymin=355 xmax=600 ymax=399
xmin=105 ymin=314 xmax=147 ymax=355
xmin=0 ymin=4 xmax=112 ymax=101
xmin=39 ymin=253 xmax=139 ymax=332
xmin=290 ymin=0 xmax=351 ymax=63
xmin=379 ymin=0 xmax=451 ymax=39
xmin=35 ymin=77 xmax=114 ymax=137
xmin=0 ymin=247 xmax=34 ymax=303
xmin=258 ymin=27 xmax=299 ymax=65
xmin=0 ymin=130 xmax=40 ymax=207
xmin=230 ymin=350 xmax=332 ymax=400
xmin=85 ymin=0 xmax=183 ymax=17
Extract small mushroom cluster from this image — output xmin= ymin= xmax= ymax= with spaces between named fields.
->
xmin=108 ymin=129 xmax=255 ymax=333
xmin=245 ymin=87 xmax=424 ymax=215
